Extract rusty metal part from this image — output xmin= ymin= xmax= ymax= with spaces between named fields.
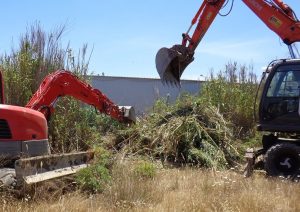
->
xmin=155 ymin=45 xmax=194 ymax=86
xmin=244 ymin=148 xmax=256 ymax=177
xmin=14 ymin=151 xmax=94 ymax=185
xmin=0 ymin=168 xmax=16 ymax=187
xmin=243 ymin=148 xmax=265 ymax=177
xmin=118 ymin=106 xmax=136 ymax=123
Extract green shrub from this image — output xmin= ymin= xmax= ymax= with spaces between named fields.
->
xmin=134 ymin=160 xmax=157 ymax=179
xmin=48 ymin=102 xmax=103 ymax=153
xmin=76 ymin=163 xmax=111 ymax=193
xmin=95 ymin=114 xmax=125 ymax=134
xmin=76 ymin=147 xmax=112 ymax=193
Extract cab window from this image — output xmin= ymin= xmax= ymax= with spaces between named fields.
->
xmin=267 ymin=70 xmax=300 ymax=97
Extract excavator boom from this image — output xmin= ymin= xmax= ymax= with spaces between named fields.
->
xmin=18 ymin=70 xmax=135 ymax=185
xmin=26 ymin=70 xmax=135 ymax=123
xmin=156 ymin=0 xmax=300 ymax=85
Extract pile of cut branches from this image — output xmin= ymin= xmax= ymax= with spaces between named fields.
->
xmin=111 ymin=95 xmax=241 ymax=169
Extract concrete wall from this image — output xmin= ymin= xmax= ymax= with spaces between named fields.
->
xmin=91 ymin=76 xmax=203 ymax=115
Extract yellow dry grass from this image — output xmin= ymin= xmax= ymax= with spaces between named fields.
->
xmin=1 ymin=167 xmax=299 ymax=212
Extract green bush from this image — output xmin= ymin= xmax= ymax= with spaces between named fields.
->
xmin=134 ymin=160 xmax=157 ymax=179
xmin=48 ymin=102 xmax=103 ymax=153
xmin=76 ymin=147 xmax=112 ymax=193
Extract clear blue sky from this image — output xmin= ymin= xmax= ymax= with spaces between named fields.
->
xmin=0 ymin=1 xmax=299 ymax=80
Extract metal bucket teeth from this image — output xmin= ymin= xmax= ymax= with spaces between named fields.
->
xmin=155 ymin=46 xmax=194 ymax=86
xmin=155 ymin=47 xmax=180 ymax=86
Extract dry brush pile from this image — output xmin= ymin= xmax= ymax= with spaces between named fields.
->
xmin=107 ymin=64 xmax=258 ymax=170
xmin=110 ymin=95 xmax=242 ymax=169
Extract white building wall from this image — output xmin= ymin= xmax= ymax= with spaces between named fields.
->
xmin=91 ymin=76 xmax=203 ymax=115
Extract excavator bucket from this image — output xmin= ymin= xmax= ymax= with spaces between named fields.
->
xmin=155 ymin=45 xmax=194 ymax=86
xmin=14 ymin=151 xmax=94 ymax=185
xmin=119 ymin=106 xmax=136 ymax=123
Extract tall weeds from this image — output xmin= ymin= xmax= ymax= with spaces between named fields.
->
xmin=201 ymin=62 xmax=258 ymax=138
xmin=0 ymin=23 xmax=100 ymax=153
xmin=1 ymin=23 xmax=66 ymax=105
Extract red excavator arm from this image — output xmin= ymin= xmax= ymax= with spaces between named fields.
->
xmin=156 ymin=0 xmax=300 ymax=85
xmin=25 ymin=70 xmax=135 ymax=123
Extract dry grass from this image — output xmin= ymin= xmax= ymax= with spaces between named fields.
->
xmin=2 ymin=166 xmax=299 ymax=212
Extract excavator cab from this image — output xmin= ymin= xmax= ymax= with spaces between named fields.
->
xmin=249 ymin=59 xmax=300 ymax=178
xmin=257 ymin=59 xmax=300 ymax=132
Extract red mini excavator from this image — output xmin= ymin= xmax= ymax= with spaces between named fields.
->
xmin=0 ymin=70 xmax=135 ymax=186
xmin=156 ymin=0 xmax=300 ymax=178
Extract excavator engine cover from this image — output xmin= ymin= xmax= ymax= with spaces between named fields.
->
xmin=155 ymin=45 xmax=194 ymax=86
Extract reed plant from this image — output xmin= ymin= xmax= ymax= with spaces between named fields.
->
xmin=201 ymin=61 xmax=258 ymax=138
xmin=0 ymin=23 xmax=100 ymax=153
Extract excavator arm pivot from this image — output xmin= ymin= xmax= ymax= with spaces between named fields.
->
xmin=156 ymin=0 xmax=225 ymax=85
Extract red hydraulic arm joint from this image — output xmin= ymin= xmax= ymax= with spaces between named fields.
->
xmin=182 ymin=0 xmax=225 ymax=51
xmin=25 ymin=70 xmax=131 ymax=123
xmin=184 ymin=0 xmax=300 ymax=52
xmin=243 ymin=0 xmax=300 ymax=45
